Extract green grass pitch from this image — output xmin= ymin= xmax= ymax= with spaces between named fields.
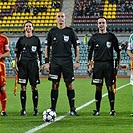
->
xmin=0 ymin=78 xmax=133 ymax=133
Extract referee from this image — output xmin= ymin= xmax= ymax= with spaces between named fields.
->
xmin=15 ymin=21 xmax=43 ymax=116
xmin=45 ymin=12 xmax=80 ymax=116
xmin=88 ymin=17 xmax=121 ymax=116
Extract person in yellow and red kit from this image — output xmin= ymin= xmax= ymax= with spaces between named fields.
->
xmin=0 ymin=33 xmax=10 ymax=116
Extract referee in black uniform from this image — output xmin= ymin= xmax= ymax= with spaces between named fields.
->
xmin=45 ymin=12 xmax=80 ymax=116
xmin=88 ymin=17 xmax=121 ymax=116
xmin=15 ymin=21 xmax=43 ymax=116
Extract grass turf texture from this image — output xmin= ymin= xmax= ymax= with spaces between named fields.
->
xmin=0 ymin=78 xmax=132 ymax=133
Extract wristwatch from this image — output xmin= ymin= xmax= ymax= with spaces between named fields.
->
xmin=76 ymin=61 xmax=79 ymax=63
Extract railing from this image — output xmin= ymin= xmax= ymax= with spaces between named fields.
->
xmin=0 ymin=25 xmax=133 ymax=33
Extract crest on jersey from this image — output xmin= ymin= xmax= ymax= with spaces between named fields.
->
xmin=63 ymin=35 xmax=69 ymax=42
xmin=31 ymin=46 xmax=37 ymax=52
xmin=96 ymin=44 xmax=99 ymax=48
xmin=106 ymin=42 xmax=112 ymax=48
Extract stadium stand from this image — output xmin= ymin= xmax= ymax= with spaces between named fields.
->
xmin=71 ymin=0 xmax=133 ymax=33
xmin=0 ymin=0 xmax=62 ymax=32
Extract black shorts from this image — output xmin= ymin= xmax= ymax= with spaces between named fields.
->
xmin=92 ymin=61 xmax=115 ymax=86
xmin=18 ymin=60 xmax=40 ymax=86
xmin=48 ymin=57 xmax=75 ymax=82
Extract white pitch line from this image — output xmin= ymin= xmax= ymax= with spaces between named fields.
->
xmin=25 ymin=83 xmax=130 ymax=133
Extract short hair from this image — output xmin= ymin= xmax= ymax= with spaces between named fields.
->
xmin=24 ymin=21 xmax=33 ymax=27
xmin=97 ymin=17 xmax=107 ymax=22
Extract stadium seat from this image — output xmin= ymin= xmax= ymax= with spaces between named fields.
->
xmin=12 ymin=12 xmax=16 ymax=16
xmin=19 ymin=19 xmax=23 ymax=24
xmin=108 ymin=8 xmax=112 ymax=11
xmin=56 ymin=8 xmax=60 ymax=12
xmin=3 ymin=16 xmax=8 ymax=20
xmin=104 ymin=7 xmax=108 ymax=11
xmin=36 ymin=1 xmax=40 ymax=6
xmin=112 ymin=7 xmax=116 ymax=11
xmin=20 ymin=16 xmax=25 ymax=20
xmin=106 ymin=15 xmax=112 ymax=19
xmin=105 ymin=0 xmax=109 ymax=4
xmin=2 ymin=20 xmax=7 ymax=24
xmin=113 ymin=4 xmax=116 ymax=8
xmin=42 ymin=12 xmax=46 ymax=16
xmin=38 ymin=12 xmax=42 ymax=16
xmin=45 ymin=16 xmax=50 ymax=19
xmin=53 ymin=19 xmax=57 ymax=24
xmin=51 ymin=12 xmax=56 ymax=16
xmin=6 ymin=5 xmax=10 ymax=9
xmin=36 ymin=19 xmax=41 ymax=24
xmin=45 ymin=19 xmax=49 ymax=24
xmin=30 ymin=12 xmax=34 ymax=16
xmin=16 ymin=12 xmax=21 ymax=16
xmin=49 ymin=15 xmax=54 ymax=20
xmin=11 ymin=2 xmax=16 ymax=6
xmin=28 ymin=1 xmax=32 ymax=5
xmin=108 ymin=12 xmax=111 ymax=15
xmin=53 ymin=23 xmax=56 ymax=26
xmin=25 ymin=16 xmax=29 ymax=20
xmin=40 ymin=1 xmax=44 ymax=6
xmin=112 ymin=12 xmax=116 ymax=15
xmin=6 ymin=20 xmax=11 ymax=24
xmin=32 ymin=20 xmax=36 ymax=25
xmin=112 ymin=15 xmax=116 ymax=19
xmin=108 ymin=4 xmax=113 ymax=8
xmin=2 ymin=5 xmax=7 ymax=9
xmin=104 ymin=4 xmax=108 ymax=8
xmin=103 ymin=12 xmax=107 ymax=16
xmin=29 ymin=16 xmax=33 ymax=20
xmin=40 ymin=23 xmax=44 ymax=26
xmin=7 ymin=16 xmax=12 ymax=20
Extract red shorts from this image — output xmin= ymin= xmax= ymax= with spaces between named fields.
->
xmin=0 ymin=62 xmax=6 ymax=87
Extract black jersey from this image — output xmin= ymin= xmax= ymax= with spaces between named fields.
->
xmin=45 ymin=27 xmax=80 ymax=57
xmin=88 ymin=32 xmax=120 ymax=61
xmin=15 ymin=35 xmax=42 ymax=60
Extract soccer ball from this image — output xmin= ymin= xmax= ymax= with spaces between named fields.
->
xmin=42 ymin=109 xmax=56 ymax=122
